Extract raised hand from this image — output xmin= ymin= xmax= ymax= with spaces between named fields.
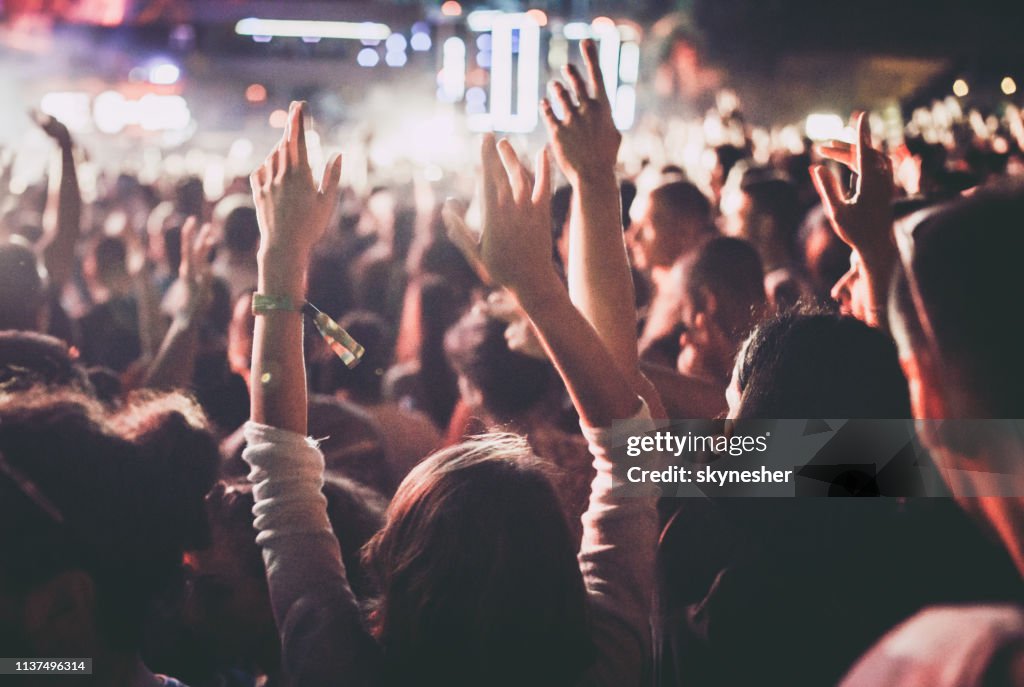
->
xmin=447 ymin=135 xmax=556 ymax=299
xmin=30 ymin=110 xmax=72 ymax=150
xmin=541 ymin=39 xmax=621 ymax=183
xmin=811 ymin=111 xmax=895 ymax=266
xmin=250 ymin=101 xmax=343 ymax=258
xmin=177 ymin=216 xmax=216 ymax=320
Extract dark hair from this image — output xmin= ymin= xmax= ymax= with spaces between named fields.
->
xmin=650 ymin=180 xmax=712 ymax=228
xmin=0 ymin=238 xmax=45 ymax=330
xmin=415 ymin=275 xmax=466 ymax=428
xmin=740 ymin=170 xmax=801 ymax=258
xmin=736 ymin=309 xmax=911 ymax=419
xmin=0 ymin=331 xmax=92 ymax=393
xmin=93 ymin=236 xmax=128 ymax=276
xmin=901 ymin=180 xmax=1024 ymax=416
xmin=223 ymin=206 xmax=260 ymax=254
xmin=551 ymin=185 xmax=573 ymax=242
xmin=207 ymin=473 xmax=386 ymax=601
xmin=680 ymin=236 xmax=766 ymax=341
xmin=0 ymin=389 xmax=218 ymax=651
xmin=362 ymin=434 xmax=593 ymax=687
xmin=445 ymin=309 xmax=557 ymax=421
xmin=326 ymin=311 xmax=395 ymax=403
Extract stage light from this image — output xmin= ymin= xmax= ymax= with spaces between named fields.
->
xmin=386 ymin=34 xmax=407 ymax=51
xmin=410 ymin=32 xmax=432 ymax=51
xmin=439 ymin=37 xmax=466 ymax=101
xmin=149 ymin=62 xmax=180 ymax=85
xmin=269 ymin=109 xmax=288 ymax=128
xmin=235 ymin=18 xmax=390 ymax=41
xmin=441 ymin=1 xmax=462 ymax=17
xmin=591 ymin=16 xmax=615 ymax=31
xmin=952 ymin=79 xmax=969 ymax=97
xmin=40 ymin=92 xmax=91 ymax=132
xmin=386 ymin=50 xmax=408 ymax=67
xmin=526 ymin=9 xmax=547 ymax=27
xmin=613 ymin=84 xmax=636 ymax=130
xmin=1002 ymin=77 xmax=1017 ymax=96
xmin=489 ymin=13 xmax=540 ymax=132
xmin=94 ymin=91 xmax=128 ymax=134
xmin=562 ymin=22 xmax=590 ymax=40
xmin=619 ymin=42 xmax=640 ymax=84
xmin=137 ymin=95 xmax=191 ymax=132
xmin=805 ymin=113 xmax=844 ymax=141
xmin=467 ymin=10 xmax=501 ymax=31
xmin=245 ymin=83 xmax=267 ymax=103
xmin=358 ymin=48 xmax=380 ymax=67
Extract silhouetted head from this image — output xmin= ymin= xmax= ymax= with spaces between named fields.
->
xmin=731 ymin=309 xmax=911 ymax=419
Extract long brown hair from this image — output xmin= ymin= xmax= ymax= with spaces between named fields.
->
xmin=362 ymin=433 xmax=594 ymax=686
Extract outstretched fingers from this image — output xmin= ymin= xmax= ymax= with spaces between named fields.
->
xmin=497 ymin=139 xmax=531 ymax=200
xmin=581 ymin=38 xmax=609 ymax=105
xmin=811 ymin=164 xmax=848 ymax=223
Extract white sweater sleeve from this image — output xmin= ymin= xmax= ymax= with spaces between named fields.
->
xmin=243 ymin=421 xmax=379 ymax=687
xmin=577 ymin=400 xmax=661 ymax=687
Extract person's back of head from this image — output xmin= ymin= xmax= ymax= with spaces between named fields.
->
xmin=223 ymin=206 xmax=260 ymax=257
xmin=0 ymin=331 xmax=92 ymax=393
xmin=680 ymin=236 xmax=767 ymax=343
xmin=735 ymin=309 xmax=911 ymax=419
xmin=362 ymin=434 xmax=593 ymax=687
xmin=0 ymin=237 xmax=46 ymax=331
xmin=894 ymin=180 xmax=1024 ymax=419
xmin=444 ymin=308 xmax=557 ymax=424
xmin=323 ymin=310 xmax=395 ymax=404
xmin=727 ymin=167 xmax=801 ymax=268
xmin=652 ymin=180 xmax=713 ymax=235
xmin=92 ymin=235 xmax=128 ymax=282
xmin=0 ymin=388 xmax=218 ymax=660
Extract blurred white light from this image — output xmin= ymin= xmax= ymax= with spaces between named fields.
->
xmin=613 ymin=84 xmax=636 ymax=130
xmin=386 ymin=33 xmax=407 ymax=51
xmin=619 ymin=42 xmax=640 ymax=83
xmin=357 ymin=48 xmax=380 ymax=67
xmin=302 ymin=36 xmax=322 ymax=43
xmin=562 ymin=22 xmax=591 ymax=40
xmin=1002 ymin=77 xmax=1017 ymax=96
xmin=40 ymin=92 xmax=92 ymax=132
xmin=149 ymin=63 xmax=180 ymax=85
xmin=490 ymin=13 xmax=539 ymax=132
xmin=385 ymin=50 xmax=407 ymax=67
xmin=440 ymin=37 xmax=466 ymax=101
xmin=94 ymin=91 xmax=128 ymax=134
xmin=410 ymin=32 xmax=432 ymax=51
xmin=137 ymin=95 xmax=191 ymax=131
xmin=466 ymin=86 xmax=487 ymax=105
xmin=467 ymin=10 xmax=501 ymax=31
xmin=424 ymin=164 xmax=444 ymax=182
xmin=235 ymin=18 xmax=390 ymax=41
xmin=252 ymin=35 xmax=272 ymax=43
xmin=805 ymin=113 xmax=844 ymax=141
xmin=476 ymin=34 xmax=492 ymax=50
xmin=596 ymin=24 xmax=620 ymax=106
xmin=952 ymin=79 xmax=969 ymax=97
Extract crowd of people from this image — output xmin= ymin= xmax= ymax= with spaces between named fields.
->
xmin=2 ymin=36 xmax=1024 ymax=687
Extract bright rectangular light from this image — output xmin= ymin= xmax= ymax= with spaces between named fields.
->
xmin=234 ymin=18 xmax=390 ymax=41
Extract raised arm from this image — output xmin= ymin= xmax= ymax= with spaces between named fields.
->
xmin=449 ymin=134 xmax=639 ymax=428
xmin=543 ymin=40 xmax=664 ymax=416
xmin=811 ymin=112 xmax=896 ymax=329
xmin=249 ymin=102 xmax=342 ymax=433
xmin=33 ymin=112 xmax=81 ymax=294
xmin=245 ymin=103 xmax=377 ymax=687
xmin=143 ymin=217 xmax=215 ymax=389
